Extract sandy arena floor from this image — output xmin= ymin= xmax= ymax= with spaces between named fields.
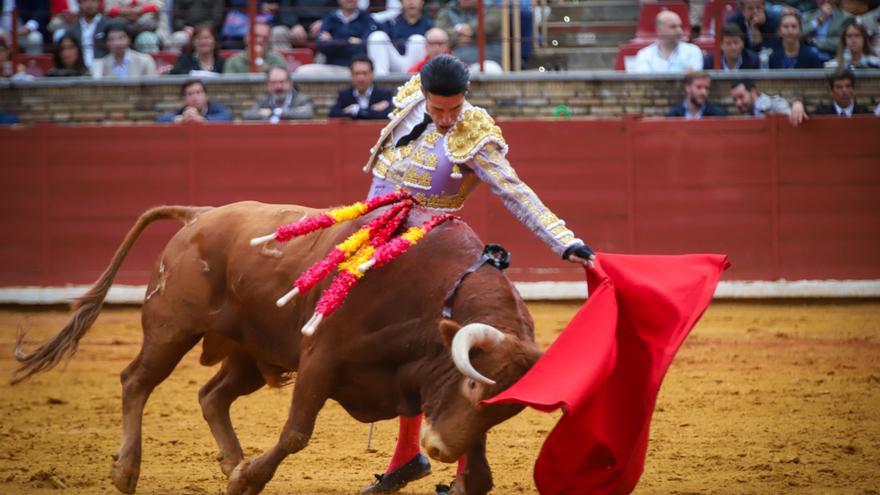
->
xmin=0 ymin=301 xmax=878 ymax=495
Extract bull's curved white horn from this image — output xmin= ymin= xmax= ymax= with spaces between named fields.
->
xmin=451 ymin=323 xmax=506 ymax=386
xmin=302 ymin=313 xmax=323 ymax=336
xmin=250 ymin=232 xmax=276 ymax=246
xmin=276 ymin=287 xmax=299 ymax=307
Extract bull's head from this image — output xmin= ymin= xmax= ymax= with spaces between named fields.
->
xmin=420 ymin=319 xmax=541 ymax=462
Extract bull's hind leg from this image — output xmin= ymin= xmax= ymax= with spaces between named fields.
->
xmin=111 ymin=333 xmax=200 ymax=493
xmin=199 ymin=352 xmax=266 ymax=477
xmin=227 ymin=358 xmax=331 ymax=495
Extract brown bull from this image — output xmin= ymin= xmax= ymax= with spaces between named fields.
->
xmin=13 ymin=202 xmax=543 ymax=495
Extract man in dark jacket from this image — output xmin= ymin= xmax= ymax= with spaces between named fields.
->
xmin=329 ymin=55 xmax=393 ymax=119
xmin=317 ymin=0 xmax=380 ymax=67
xmin=173 ymin=0 xmax=225 ymax=32
xmin=6 ymin=0 xmax=49 ymax=53
xmin=703 ymin=23 xmax=760 ymax=70
xmin=156 ymin=79 xmax=234 ymax=123
xmin=726 ymin=0 xmax=781 ymax=50
xmin=667 ymin=71 xmax=728 ymax=119
xmin=63 ymin=0 xmax=109 ymax=68
xmin=242 ymin=66 xmax=315 ymax=121
xmin=812 ymin=69 xmax=873 ymax=116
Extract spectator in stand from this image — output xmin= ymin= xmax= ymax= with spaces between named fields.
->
xmin=727 ymin=0 xmax=782 ymax=51
xmin=812 ymin=69 xmax=873 ymax=116
xmin=169 ymin=23 xmax=225 ymax=74
xmin=223 ymin=21 xmax=287 ymax=73
xmin=329 ymin=55 xmax=393 ymax=119
xmin=435 ymin=0 xmax=502 ymax=71
xmin=91 ymin=22 xmax=158 ymax=77
xmin=172 ymin=0 xmax=224 ymax=48
xmin=242 ymin=66 xmax=314 ymax=121
xmin=366 ymin=0 xmax=430 ymax=75
xmin=857 ymin=6 xmax=879 ymax=53
xmin=157 ymin=79 xmax=234 ymax=123
xmin=407 ymin=26 xmax=448 ymax=73
xmin=267 ymin=0 xmax=307 ymax=48
xmin=315 ymin=0 xmax=380 ymax=68
xmin=63 ymin=0 xmax=108 ymax=68
xmin=627 ymin=10 xmax=702 ymax=73
xmin=47 ymin=0 xmax=80 ymax=43
xmin=47 ymin=32 xmax=90 ymax=75
xmin=270 ymin=0 xmax=336 ymax=48
xmin=767 ymin=12 xmax=823 ymax=68
xmin=802 ymin=0 xmax=852 ymax=60
xmin=772 ymin=0 xmax=814 ymax=13
xmin=667 ymin=71 xmax=728 ymax=119
xmin=704 ymin=23 xmax=760 ymax=70
xmin=0 ymin=36 xmax=14 ymax=76
xmin=729 ymin=78 xmax=808 ymax=126
xmin=1 ymin=0 xmax=49 ymax=53
xmin=825 ymin=21 xmax=880 ymax=68
xmin=105 ymin=0 xmax=161 ymax=52
xmin=360 ymin=0 xmax=401 ymax=24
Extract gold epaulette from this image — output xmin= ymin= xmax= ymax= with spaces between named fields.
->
xmin=392 ymin=74 xmax=424 ymax=109
xmin=444 ymin=107 xmax=508 ymax=164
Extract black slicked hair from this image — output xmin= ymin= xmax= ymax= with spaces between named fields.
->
xmin=730 ymin=78 xmax=757 ymax=92
xmin=420 ymin=55 xmax=469 ymax=96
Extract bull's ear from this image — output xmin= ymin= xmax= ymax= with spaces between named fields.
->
xmin=439 ymin=319 xmax=461 ymax=349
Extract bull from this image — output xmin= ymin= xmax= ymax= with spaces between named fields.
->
xmin=12 ymin=202 xmax=543 ymax=495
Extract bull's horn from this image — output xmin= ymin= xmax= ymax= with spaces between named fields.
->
xmin=250 ymin=232 xmax=276 ymax=246
xmin=451 ymin=323 xmax=506 ymax=386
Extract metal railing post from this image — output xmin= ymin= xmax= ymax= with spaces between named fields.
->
xmin=248 ymin=0 xmax=258 ymax=73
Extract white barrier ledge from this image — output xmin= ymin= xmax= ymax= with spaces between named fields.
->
xmin=1 ymin=280 xmax=879 ymax=305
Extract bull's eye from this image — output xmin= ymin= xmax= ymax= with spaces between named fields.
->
xmin=467 ymin=379 xmax=477 ymax=390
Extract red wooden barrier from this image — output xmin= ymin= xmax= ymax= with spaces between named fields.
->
xmin=2 ymin=117 xmax=879 ymax=287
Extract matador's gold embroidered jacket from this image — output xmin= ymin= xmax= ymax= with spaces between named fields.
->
xmin=364 ymin=74 xmax=581 ymax=257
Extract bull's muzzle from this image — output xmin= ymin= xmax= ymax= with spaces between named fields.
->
xmin=420 ymin=419 xmax=458 ymax=463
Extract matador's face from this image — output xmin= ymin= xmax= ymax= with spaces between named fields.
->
xmin=423 ymin=91 xmax=465 ymax=135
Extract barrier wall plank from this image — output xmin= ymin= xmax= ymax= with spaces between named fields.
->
xmin=2 ymin=117 xmax=879 ymax=288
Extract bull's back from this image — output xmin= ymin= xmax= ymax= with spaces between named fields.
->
xmin=144 ymin=201 xmax=347 ymax=368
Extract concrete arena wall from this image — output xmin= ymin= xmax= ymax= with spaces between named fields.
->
xmin=1 ymin=70 xmax=879 ymax=124
xmin=2 ymin=116 xmax=879 ymax=295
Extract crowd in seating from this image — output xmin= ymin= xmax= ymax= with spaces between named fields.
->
xmin=1 ymin=0 xmax=879 ymax=123
xmin=623 ymin=0 xmax=880 ymax=71
xmin=0 ymin=0 xmax=522 ymax=78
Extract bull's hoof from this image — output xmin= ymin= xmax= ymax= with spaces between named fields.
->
xmin=110 ymin=460 xmax=139 ymax=494
xmin=435 ymin=480 xmax=465 ymax=495
xmin=227 ymin=458 xmax=266 ymax=495
xmin=360 ymin=453 xmax=431 ymax=494
xmin=217 ymin=452 xmax=241 ymax=478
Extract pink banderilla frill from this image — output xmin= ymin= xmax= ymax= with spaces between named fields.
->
xmin=249 ymin=190 xmax=455 ymax=336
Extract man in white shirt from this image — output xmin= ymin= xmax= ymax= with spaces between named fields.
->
xmin=627 ymin=10 xmax=703 ymax=73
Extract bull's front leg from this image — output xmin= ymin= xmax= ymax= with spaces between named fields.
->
xmin=226 ymin=359 xmax=331 ymax=495
xmin=453 ymin=436 xmax=492 ymax=495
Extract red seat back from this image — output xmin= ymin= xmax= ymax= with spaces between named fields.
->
xmin=18 ymin=54 xmax=54 ymax=77
xmin=150 ymin=51 xmax=179 ymax=73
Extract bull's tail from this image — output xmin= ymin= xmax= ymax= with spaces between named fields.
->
xmin=11 ymin=205 xmax=211 ymax=385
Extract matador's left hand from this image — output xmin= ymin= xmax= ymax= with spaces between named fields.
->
xmin=564 ymin=243 xmax=596 ymax=269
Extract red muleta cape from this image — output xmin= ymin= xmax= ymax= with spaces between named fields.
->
xmin=484 ymin=253 xmax=730 ymax=495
